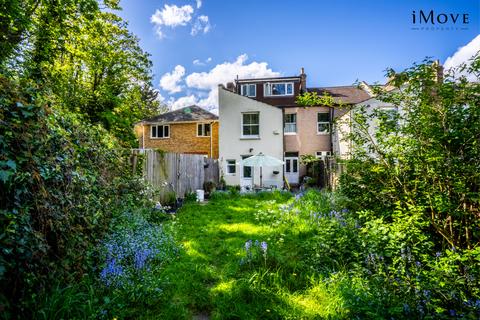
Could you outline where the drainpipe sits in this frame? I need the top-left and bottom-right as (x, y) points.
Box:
(210, 121), (214, 158)
(142, 122), (145, 149)
(282, 107), (285, 189)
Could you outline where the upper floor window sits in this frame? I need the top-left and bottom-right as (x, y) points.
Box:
(197, 123), (211, 137)
(284, 113), (297, 134)
(151, 124), (170, 138)
(242, 112), (259, 138)
(317, 112), (330, 134)
(264, 82), (294, 96)
(240, 84), (256, 97)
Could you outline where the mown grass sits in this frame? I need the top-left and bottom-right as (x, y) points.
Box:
(151, 191), (348, 319)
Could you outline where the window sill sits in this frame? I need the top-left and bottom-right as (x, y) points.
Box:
(240, 136), (260, 140)
(150, 137), (170, 139)
(196, 135), (211, 138)
(284, 132), (297, 135)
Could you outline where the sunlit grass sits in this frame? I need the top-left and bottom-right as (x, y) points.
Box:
(152, 191), (348, 319)
(218, 222), (267, 235)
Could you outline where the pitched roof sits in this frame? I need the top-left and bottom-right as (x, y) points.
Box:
(141, 105), (218, 123)
(308, 86), (371, 105)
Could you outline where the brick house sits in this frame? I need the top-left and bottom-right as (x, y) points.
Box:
(135, 105), (219, 158)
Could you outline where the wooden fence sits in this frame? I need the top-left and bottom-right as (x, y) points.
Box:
(308, 156), (345, 190)
(131, 149), (219, 200)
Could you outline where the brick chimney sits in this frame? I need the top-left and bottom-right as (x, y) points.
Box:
(226, 82), (235, 92)
(300, 67), (307, 93)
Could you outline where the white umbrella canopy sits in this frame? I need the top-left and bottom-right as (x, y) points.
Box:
(240, 152), (284, 188)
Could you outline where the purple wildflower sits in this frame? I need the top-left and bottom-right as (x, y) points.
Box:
(245, 240), (252, 252)
(260, 241), (268, 254)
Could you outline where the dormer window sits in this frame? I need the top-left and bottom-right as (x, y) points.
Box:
(264, 82), (294, 96)
(240, 84), (256, 97)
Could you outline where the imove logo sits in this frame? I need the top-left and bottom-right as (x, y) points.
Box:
(411, 10), (470, 31)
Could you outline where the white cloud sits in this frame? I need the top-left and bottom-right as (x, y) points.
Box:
(169, 95), (199, 110)
(193, 57), (213, 66)
(196, 0), (202, 9)
(150, 4), (194, 38)
(191, 15), (211, 36)
(166, 54), (280, 113)
(159, 65), (186, 94)
(444, 35), (480, 80)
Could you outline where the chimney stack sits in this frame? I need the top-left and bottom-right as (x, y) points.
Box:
(300, 67), (307, 93)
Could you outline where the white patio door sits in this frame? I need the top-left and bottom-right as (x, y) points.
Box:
(284, 157), (299, 184)
(240, 155), (253, 189)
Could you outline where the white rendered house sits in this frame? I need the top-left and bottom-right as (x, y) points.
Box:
(218, 85), (284, 189)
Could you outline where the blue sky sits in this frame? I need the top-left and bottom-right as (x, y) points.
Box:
(117, 0), (480, 111)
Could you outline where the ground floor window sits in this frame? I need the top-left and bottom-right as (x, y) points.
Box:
(226, 160), (236, 175)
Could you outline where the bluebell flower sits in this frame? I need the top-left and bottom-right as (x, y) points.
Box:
(245, 240), (252, 252)
(260, 241), (268, 254)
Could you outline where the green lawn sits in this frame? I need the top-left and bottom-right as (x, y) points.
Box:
(152, 192), (347, 320)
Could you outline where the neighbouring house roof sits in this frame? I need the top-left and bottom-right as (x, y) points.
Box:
(140, 105), (218, 124)
(307, 86), (372, 105)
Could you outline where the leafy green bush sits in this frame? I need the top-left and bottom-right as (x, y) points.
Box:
(0, 77), (153, 316)
(336, 58), (480, 317)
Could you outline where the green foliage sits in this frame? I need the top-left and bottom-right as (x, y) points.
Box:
(340, 57), (480, 249)
(184, 191), (198, 203)
(0, 0), (169, 318)
(0, 76), (152, 316)
(337, 57), (480, 317)
(295, 90), (337, 107)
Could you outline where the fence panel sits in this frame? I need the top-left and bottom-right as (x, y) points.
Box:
(131, 149), (219, 201)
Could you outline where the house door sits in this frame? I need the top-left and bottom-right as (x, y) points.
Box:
(284, 157), (299, 184)
(240, 155), (253, 190)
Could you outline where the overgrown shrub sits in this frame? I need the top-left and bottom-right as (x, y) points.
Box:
(0, 77), (151, 316)
(336, 58), (480, 317)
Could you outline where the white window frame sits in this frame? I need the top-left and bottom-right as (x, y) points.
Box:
(317, 112), (330, 135)
(241, 112), (260, 138)
(226, 159), (236, 175)
(197, 123), (211, 137)
(151, 124), (170, 139)
(284, 113), (297, 134)
(264, 82), (294, 97)
(240, 84), (256, 97)
(315, 151), (331, 159)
